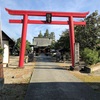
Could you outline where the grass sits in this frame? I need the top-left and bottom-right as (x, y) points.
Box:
(70, 71), (100, 82)
(70, 71), (100, 92)
(58, 62), (100, 92)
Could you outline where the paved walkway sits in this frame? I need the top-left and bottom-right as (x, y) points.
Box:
(25, 54), (100, 100)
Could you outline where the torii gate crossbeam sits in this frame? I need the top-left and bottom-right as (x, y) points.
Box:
(6, 8), (89, 68)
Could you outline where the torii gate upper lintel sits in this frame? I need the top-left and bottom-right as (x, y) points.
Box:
(5, 8), (89, 68)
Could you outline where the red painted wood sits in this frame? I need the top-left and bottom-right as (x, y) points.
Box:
(69, 16), (75, 67)
(6, 8), (89, 18)
(5, 8), (89, 68)
(9, 19), (86, 25)
(19, 14), (28, 68)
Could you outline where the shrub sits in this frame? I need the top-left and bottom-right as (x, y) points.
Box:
(98, 50), (100, 62)
(0, 46), (3, 56)
(0, 46), (3, 63)
(81, 48), (99, 65)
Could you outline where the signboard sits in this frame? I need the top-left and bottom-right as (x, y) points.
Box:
(74, 43), (79, 64)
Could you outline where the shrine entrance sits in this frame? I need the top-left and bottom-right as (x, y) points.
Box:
(6, 8), (89, 68)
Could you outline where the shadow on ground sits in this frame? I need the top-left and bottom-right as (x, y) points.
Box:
(1, 65), (100, 100)
(34, 66), (68, 70)
(0, 83), (28, 100)
(25, 82), (100, 100)
(0, 82), (99, 100)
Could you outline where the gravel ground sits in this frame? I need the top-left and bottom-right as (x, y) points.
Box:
(0, 61), (35, 100)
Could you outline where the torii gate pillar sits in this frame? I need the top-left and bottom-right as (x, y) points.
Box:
(69, 16), (75, 67)
(19, 14), (28, 68)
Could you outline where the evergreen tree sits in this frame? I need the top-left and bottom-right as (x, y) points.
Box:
(50, 32), (55, 40)
(38, 31), (43, 38)
(44, 29), (49, 37)
(55, 29), (70, 51)
(13, 38), (31, 55)
(75, 10), (100, 50)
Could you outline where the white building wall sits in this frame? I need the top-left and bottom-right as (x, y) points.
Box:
(3, 40), (9, 67)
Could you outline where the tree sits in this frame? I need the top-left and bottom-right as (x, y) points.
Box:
(55, 29), (70, 52)
(81, 48), (99, 65)
(15, 38), (21, 55)
(50, 41), (56, 49)
(75, 10), (100, 50)
(13, 38), (31, 55)
(38, 31), (43, 38)
(50, 32), (55, 40)
(44, 29), (49, 37)
(74, 10), (100, 65)
(26, 40), (32, 54)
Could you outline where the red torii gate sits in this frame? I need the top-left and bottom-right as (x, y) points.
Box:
(5, 8), (89, 68)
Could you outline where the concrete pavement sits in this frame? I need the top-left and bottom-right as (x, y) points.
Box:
(25, 54), (100, 100)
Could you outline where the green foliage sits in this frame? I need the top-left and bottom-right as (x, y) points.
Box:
(37, 29), (55, 40)
(26, 40), (32, 54)
(75, 10), (100, 50)
(50, 41), (56, 49)
(81, 48), (99, 65)
(0, 46), (3, 56)
(16, 38), (21, 52)
(49, 32), (55, 40)
(38, 31), (43, 38)
(13, 38), (32, 55)
(44, 29), (49, 38)
(97, 49), (100, 62)
(55, 29), (70, 51)
(0, 46), (3, 63)
(53, 10), (100, 66)
(74, 10), (100, 65)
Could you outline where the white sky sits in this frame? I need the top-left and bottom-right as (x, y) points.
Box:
(0, 0), (100, 43)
